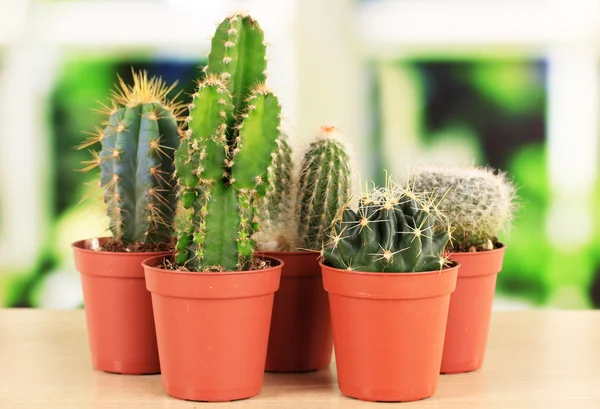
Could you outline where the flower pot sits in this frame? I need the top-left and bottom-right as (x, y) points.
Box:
(260, 251), (333, 372)
(72, 237), (168, 375)
(142, 255), (283, 402)
(321, 262), (459, 402)
(441, 244), (506, 374)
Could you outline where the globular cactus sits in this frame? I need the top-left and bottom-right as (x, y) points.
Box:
(295, 126), (352, 250)
(78, 70), (183, 246)
(408, 163), (517, 252)
(323, 182), (451, 272)
(174, 13), (282, 272)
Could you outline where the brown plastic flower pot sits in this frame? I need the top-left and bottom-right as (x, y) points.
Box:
(260, 251), (333, 372)
(441, 244), (506, 374)
(321, 261), (459, 402)
(72, 237), (168, 375)
(142, 255), (283, 402)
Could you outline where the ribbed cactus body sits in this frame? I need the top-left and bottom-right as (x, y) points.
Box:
(84, 71), (182, 245)
(207, 13), (266, 123)
(260, 133), (293, 232)
(296, 127), (352, 250)
(323, 185), (450, 272)
(174, 14), (281, 272)
(409, 164), (516, 251)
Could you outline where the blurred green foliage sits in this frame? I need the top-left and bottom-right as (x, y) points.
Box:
(2, 55), (598, 308)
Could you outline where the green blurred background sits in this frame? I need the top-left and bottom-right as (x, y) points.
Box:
(1, 0), (599, 309)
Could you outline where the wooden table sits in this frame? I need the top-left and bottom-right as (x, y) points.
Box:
(1, 309), (599, 408)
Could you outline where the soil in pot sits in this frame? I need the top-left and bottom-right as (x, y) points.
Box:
(72, 237), (170, 375)
(143, 255), (283, 402)
(261, 251), (333, 372)
(321, 261), (459, 402)
(441, 243), (506, 374)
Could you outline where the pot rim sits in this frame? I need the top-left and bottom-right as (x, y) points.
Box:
(72, 237), (174, 257)
(318, 259), (460, 277)
(142, 254), (285, 277)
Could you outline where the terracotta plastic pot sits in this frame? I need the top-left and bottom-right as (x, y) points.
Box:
(142, 255), (283, 402)
(441, 244), (506, 374)
(72, 237), (168, 375)
(261, 251), (333, 372)
(321, 262), (459, 402)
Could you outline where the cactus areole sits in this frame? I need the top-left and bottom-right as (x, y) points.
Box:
(77, 70), (184, 251)
(174, 13), (282, 272)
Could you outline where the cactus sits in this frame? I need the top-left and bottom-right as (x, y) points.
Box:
(253, 132), (296, 251)
(295, 126), (352, 250)
(78, 70), (183, 246)
(174, 13), (281, 272)
(254, 126), (353, 252)
(322, 181), (451, 272)
(408, 163), (517, 252)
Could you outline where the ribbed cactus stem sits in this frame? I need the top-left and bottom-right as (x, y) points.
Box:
(323, 183), (450, 273)
(207, 13), (267, 122)
(296, 126), (352, 250)
(260, 133), (293, 231)
(174, 76), (282, 271)
(79, 70), (183, 245)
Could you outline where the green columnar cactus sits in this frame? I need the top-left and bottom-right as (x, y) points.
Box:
(323, 182), (451, 272)
(174, 13), (281, 272)
(259, 132), (294, 233)
(296, 126), (352, 250)
(206, 12), (267, 134)
(408, 163), (517, 252)
(78, 70), (183, 246)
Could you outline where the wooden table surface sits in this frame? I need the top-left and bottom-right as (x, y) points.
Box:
(0, 309), (599, 408)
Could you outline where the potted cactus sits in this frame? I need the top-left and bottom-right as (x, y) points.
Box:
(409, 163), (517, 374)
(141, 13), (284, 402)
(254, 125), (352, 372)
(320, 181), (459, 402)
(71, 70), (183, 374)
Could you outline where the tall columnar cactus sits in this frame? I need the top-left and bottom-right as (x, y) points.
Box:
(408, 163), (517, 252)
(295, 126), (352, 250)
(174, 13), (281, 272)
(323, 182), (451, 272)
(78, 70), (183, 245)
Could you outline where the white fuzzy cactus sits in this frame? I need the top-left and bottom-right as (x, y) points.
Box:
(408, 163), (517, 252)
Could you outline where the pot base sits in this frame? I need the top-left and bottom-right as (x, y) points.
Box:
(341, 383), (436, 403)
(440, 359), (482, 375)
(164, 383), (260, 402)
(96, 361), (160, 375)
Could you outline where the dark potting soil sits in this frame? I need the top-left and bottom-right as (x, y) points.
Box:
(158, 257), (274, 273)
(94, 238), (174, 253)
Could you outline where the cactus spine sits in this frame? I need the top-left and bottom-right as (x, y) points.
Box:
(78, 70), (183, 245)
(323, 181), (451, 272)
(408, 163), (517, 252)
(295, 126), (352, 250)
(174, 13), (281, 272)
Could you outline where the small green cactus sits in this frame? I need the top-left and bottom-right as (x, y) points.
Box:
(408, 163), (517, 252)
(78, 70), (183, 246)
(174, 13), (282, 272)
(322, 181), (451, 272)
(295, 126), (352, 250)
(254, 126), (353, 252)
